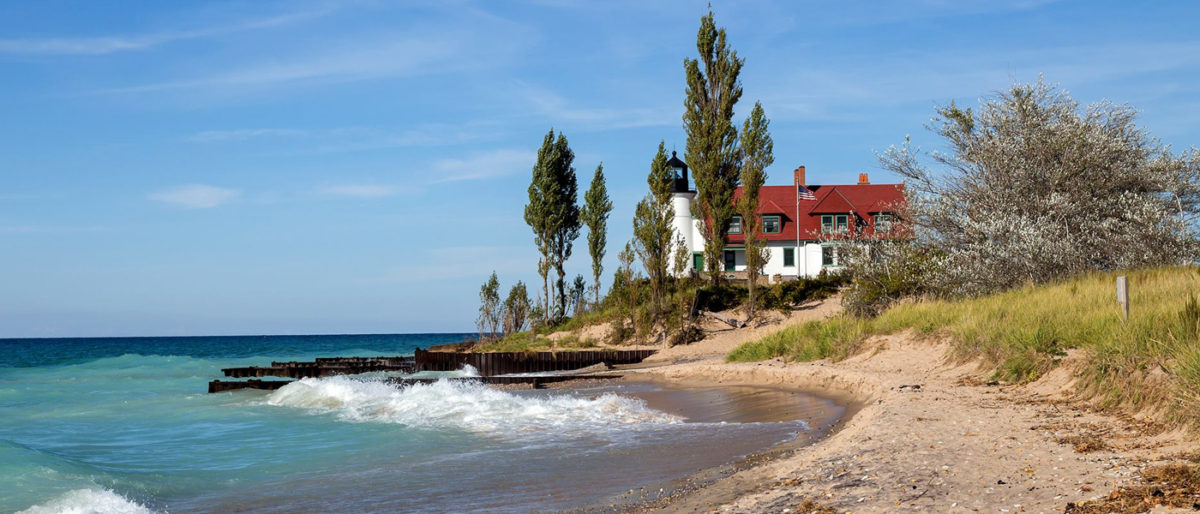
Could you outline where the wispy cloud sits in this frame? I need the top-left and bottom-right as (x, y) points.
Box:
(0, 225), (106, 234)
(518, 81), (676, 130)
(370, 246), (535, 283)
(0, 5), (335, 56)
(316, 184), (403, 198)
(185, 122), (499, 153)
(149, 184), (241, 208)
(186, 128), (309, 142)
(430, 149), (535, 183)
(95, 19), (530, 95)
(753, 41), (1200, 123)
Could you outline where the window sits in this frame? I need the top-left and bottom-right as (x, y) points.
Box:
(723, 250), (736, 272)
(729, 215), (742, 234)
(762, 215), (781, 234)
(783, 247), (795, 267)
(822, 245), (838, 267)
(821, 214), (849, 234)
(874, 214), (893, 234)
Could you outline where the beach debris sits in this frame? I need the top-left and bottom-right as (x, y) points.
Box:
(1064, 463), (1200, 513)
(700, 310), (745, 329)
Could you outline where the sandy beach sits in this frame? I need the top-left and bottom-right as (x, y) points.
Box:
(599, 298), (1197, 513)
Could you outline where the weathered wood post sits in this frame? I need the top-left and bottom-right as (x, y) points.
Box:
(1116, 275), (1130, 321)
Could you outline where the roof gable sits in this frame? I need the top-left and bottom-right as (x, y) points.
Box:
(808, 186), (855, 213)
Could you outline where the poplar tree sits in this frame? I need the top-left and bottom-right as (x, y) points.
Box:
(581, 163), (613, 306)
(477, 271), (501, 341)
(525, 131), (556, 317)
(738, 102), (774, 320)
(525, 129), (581, 321)
(632, 142), (676, 313)
(683, 9), (744, 284)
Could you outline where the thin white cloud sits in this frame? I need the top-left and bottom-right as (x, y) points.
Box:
(95, 22), (529, 95)
(0, 6), (334, 56)
(430, 149), (535, 183)
(317, 184), (401, 198)
(518, 81), (676, 130)
(149, 184), (241, 208)
(184, 122), (500, 153)
(371, 246), (535, 283)
(187, 128), (309, 142)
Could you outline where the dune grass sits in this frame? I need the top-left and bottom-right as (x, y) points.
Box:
(727, 267), (1200, 426)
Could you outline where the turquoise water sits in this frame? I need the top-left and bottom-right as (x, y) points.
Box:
(0, 334), (820, 513)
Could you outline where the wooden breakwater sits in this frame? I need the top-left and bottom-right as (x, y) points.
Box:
(412, 348), (657, 377)
(209, 348), (655, 393)
(208, 374), (625, 393)
(221, 356), (415, 378)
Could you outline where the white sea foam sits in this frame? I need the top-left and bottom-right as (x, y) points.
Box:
(17, 488), (154, 514)
(265, 375), (680, 433)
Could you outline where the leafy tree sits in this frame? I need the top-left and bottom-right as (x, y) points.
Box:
(525, 129), (581, 321)
(684, 8), (744, 284)
(581, 163), (613, 306)
(525, 132), (555, 317)
(632, 142), (676, 314)
(502, 281), (531, 335)
(671, 233), (690, 278)
(738, 101), (774, 320)
(877, 78), (1200, 299)
(477, 271), (501, 341)
(568, 274), (587, 317)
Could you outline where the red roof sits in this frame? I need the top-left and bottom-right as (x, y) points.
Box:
(728, 183), (905, 242)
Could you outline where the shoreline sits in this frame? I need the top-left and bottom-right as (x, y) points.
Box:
(553, 298), (1195, 512)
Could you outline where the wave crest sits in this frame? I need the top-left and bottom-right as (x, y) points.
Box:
(265, 376), (680, 433)
(17, 488), (154, 514)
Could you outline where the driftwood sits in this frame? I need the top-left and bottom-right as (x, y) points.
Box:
(700, 310), (745, 329)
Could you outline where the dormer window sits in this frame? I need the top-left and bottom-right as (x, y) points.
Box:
(762, 215), (781, 234)
(874, 214), (893, 233)
(821, 214), (849, 234)
(729, 215), (742, 234)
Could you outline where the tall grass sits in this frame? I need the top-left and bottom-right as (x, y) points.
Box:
(728, 267), (1200, 426)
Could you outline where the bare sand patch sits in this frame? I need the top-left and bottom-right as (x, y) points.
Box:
(597, 297), (1197, 513)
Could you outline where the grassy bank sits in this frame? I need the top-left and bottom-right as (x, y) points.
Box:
(728, 267), (1200, 426)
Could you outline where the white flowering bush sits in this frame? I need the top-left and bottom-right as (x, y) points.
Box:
(872, 78), (1199, 300)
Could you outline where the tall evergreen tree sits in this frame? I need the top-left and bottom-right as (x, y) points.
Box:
(525, 129), (581, 321)
(738, 101), (774, 320)
(581, 163), (613, 306)
(683, 8), (744, 284)
(632, 142), (676, 314)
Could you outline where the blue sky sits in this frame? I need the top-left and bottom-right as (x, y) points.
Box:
(1, 0), (1198, 338)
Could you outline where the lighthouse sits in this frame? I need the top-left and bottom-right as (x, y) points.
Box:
(665, 151), (697, 275)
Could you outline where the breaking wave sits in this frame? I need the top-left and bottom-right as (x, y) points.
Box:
(17, 488), (154, 514)
(265, 375), (681, 433)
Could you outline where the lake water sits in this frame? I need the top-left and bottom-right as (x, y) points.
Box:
(0, 334), (843, 513)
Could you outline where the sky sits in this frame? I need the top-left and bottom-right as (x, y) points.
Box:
(1, 0), (1198, 338)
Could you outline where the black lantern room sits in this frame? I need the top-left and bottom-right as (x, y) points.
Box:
(666, 151), (692, 193)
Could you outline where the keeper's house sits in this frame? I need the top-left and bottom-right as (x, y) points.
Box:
(665, 152), (905, 280)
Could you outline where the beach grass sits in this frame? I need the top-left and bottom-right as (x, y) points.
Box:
(727, 266), (1200, 426)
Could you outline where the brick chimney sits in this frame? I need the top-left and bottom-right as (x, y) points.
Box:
(793, 165), (806, 187)
(858, 172), (870, 185)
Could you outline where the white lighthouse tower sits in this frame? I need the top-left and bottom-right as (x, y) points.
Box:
(665, 151), (698, 275)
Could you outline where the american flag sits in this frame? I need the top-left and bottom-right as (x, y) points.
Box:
(797, 184), (816, 201)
